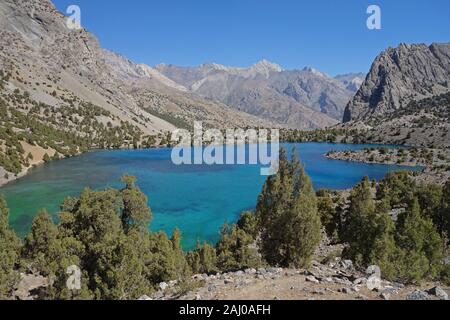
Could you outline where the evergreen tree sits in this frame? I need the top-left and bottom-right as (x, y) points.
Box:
(146, 231), (191, 284)
(120, 175), (152, 233)
(0, 196), (21, 299)
(236, 211), (258, 238)
(376, 171), (416, 206)
(367, 200), (399, 280)
(256, 148), (322, 268)
(416, 184), (444, 234)
(316, 189), (339, 241)
(342, 177), (376, 265)
(439, 181), (450, 243)
(187, 241), (217, 274)
(22, 209), (60, 276)
(216, 222), (262, 271)
(396, 197), (444, 283)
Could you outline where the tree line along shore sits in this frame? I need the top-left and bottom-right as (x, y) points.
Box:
(0, 148), (449, 300)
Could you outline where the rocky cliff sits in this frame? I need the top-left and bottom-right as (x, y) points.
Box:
(344, 43), (450, 122)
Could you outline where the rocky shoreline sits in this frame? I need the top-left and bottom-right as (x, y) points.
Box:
(326, 147), (450, 185)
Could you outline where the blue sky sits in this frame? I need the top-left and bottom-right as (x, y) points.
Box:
(52, 0), (450, 76)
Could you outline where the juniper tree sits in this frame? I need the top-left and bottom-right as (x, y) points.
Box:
(342, 177), (376, 265)
(216, 221), (262, 271)
(316, 189), (339, 241)
(395, 197), (443, 283)
(255, 148), (322, 268)
(187, 241), (217, 274)
(439, 181), (450, 244)
(22, 209), (60, 276)
(0, 196), (21, 299)
(120, 175), (151, 234)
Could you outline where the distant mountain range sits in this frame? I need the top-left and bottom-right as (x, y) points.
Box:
(0, 0), (366, 132)
(155, 62), (364, 129)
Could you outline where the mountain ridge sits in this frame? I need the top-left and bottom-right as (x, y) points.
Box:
(155, 61), (364, 128)
(344, 42), (450, 123)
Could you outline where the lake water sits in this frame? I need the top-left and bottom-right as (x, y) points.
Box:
(0, 143), (420, 249)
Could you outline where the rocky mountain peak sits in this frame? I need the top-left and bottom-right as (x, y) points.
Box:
(302, 66), (328, 78)
(252, 59), (283, 73)
(344, 42), (450, 122)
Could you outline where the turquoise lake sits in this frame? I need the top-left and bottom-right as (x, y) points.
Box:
(0, 143), (420, 249)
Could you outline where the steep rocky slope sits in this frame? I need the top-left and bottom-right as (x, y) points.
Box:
(339, 43), (450, 152)
(344, 43), (450, 122)
(0, 0), (270, 133)
(0, 0), (273, 185)
(156, 62), (362, 129)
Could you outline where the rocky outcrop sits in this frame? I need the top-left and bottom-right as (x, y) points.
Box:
(344, 43), (450, 123)
(0, 0), (271, 134)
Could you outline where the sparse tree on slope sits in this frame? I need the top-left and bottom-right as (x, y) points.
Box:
(0, 196), (21, 299)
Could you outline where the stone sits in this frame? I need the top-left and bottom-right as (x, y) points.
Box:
(339, 260), (354, 271)
(305, 276), (320, 284)
(353, 277), (367, 285)
(341, 287), (354, 294)
(366, 265), (381, 276)
(207, 285), (216, 292)
(427, 287), (448, 300)
(313, 288), (326, 295)
(245, 268), (256, 275)
(381, 287), (399, 295)
(332, 277), (353, 286)
(321, 277), (334, 283)
(380, 292), (390, 300)
(406, 290), (430, 301)
(138, 295), (152, 300)
(257, 268), (267, 275)
(153, 291), (164, 299)
(267, 267), (283, 274)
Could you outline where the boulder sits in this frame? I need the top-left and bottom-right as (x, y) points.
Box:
(427, 287), (448, 300)
(305, 276), (320, 284)
(339, 260), (354, 271)
(406, 290), (429, 301)
(380, 292), (390, 300)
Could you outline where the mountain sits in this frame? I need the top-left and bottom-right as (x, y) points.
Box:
(344, 43), (450, 122)
(0, 0), (273, 185)
(334, 73), (366, 92)
(0, 0), (270, 133)
(340, 43), (450, 149)
(155, 62), (362, 129)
